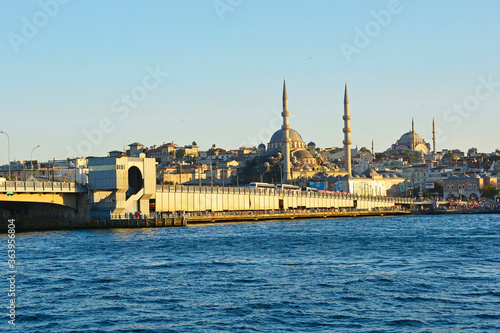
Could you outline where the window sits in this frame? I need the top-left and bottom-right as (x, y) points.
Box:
(469, 184), (472, 189)
(451, 185), (454, 190)
(473, 184), (477, 189)
(447, 185), (450, 190)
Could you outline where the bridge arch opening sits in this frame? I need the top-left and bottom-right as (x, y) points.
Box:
(127, 166), (143, 199)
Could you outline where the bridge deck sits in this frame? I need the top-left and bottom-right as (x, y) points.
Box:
(0, 181), (86, 193)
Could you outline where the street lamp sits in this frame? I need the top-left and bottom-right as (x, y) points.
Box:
(0, 130), (10, 180)
(31, 145), (40, 181)
(260, 162), (270, 183)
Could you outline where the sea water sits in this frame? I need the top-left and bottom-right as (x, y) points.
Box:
(3, 214), (499, 332)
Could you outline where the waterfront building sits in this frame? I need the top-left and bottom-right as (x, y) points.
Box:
(88, 156), (156, 217)
(402, 164), (430, 188)
(331, 167), (405, 196)
(442, 173), (498, 200)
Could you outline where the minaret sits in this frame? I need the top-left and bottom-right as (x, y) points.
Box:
(411, 118), (416, 151)
(371, 139), (375, 160)
(282, 78), (291, 183)
(343, 83), (352, 175)
(432, 118), (437, 155)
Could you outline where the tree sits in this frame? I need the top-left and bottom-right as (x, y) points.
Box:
(481, 184), (498, 199)
(359, 147), (371, 154)
(192, 141), (197, 146)
(176, 149), (185, 159)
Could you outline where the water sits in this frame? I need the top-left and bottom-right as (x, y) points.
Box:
(3, 214), (500, 332)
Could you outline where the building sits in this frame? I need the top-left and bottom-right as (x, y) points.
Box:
(331, 168), (405, 196)
(442, 174), (498, 200)
(402, 164), (430, 188)
(385, 119), (431, 155)
(264, 79), (319, 173)
(88, 156), (156, 217)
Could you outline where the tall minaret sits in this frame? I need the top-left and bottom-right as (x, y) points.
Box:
(282, 78), (291, 183)
(411, 118), (416, 151)
(343, 83), (352, 175)
(432, 118), (437, 155)
(371, 139), (375, 160)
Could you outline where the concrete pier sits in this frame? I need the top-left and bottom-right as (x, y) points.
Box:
(5, 207), (410, 232)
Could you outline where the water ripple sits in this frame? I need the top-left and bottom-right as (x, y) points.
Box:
(4, 214), (500, 332)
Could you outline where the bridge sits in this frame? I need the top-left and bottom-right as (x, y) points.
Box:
(0, 181), (90, 231)
(0, 180), (86, 193)
(0, 181), (87, 210)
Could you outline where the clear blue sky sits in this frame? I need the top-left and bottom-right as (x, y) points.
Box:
(1, 0), (499, 163)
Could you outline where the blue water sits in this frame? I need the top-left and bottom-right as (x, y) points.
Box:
(3, 214), (500, 332)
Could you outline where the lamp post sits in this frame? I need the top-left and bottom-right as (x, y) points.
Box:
(30, 145), (40, 181)
(0, 130), (10, 180)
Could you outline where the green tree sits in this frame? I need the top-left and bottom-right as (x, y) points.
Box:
(434, 181), (443, 196)
(359, 147), (371, 154)
(192, 141), (197, 146)
(481, 184), (499, 199)
(176, 149), (185, 159)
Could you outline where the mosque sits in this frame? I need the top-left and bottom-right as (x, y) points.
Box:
(253, 79), (409, 195)
(257, 79), (351, 182)
(385, 118), (436, 157)
(256, 80), (324, 176)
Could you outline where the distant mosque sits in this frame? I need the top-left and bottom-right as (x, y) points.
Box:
(256, 79), (353, 183)
(257, 79), (319, 173)
(385, 118), (436, 156)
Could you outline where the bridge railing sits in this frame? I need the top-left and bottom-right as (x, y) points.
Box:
(0, 181), (87, 193)
(155, 185), (414, 205)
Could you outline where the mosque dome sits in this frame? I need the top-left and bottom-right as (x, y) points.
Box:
(269, 129), (303, 144)
(293, 149), (314, 159)
(385, 119), (431, 155)
(442, 152), (460, 161)
(292, 149), (316, 166)
(268, 128), (306, 151)
(398, 132), (426, 146)
(362, 168), (380, 178)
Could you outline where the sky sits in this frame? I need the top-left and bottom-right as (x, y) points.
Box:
(1, 0), (500, 164)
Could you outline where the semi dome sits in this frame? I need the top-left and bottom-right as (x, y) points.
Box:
(293, 149), (314, 159)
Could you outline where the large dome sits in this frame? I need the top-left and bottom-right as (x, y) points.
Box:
(398, 132), (425, 145)
(268, 128), (306, 151)
(269, 128), (303, 143)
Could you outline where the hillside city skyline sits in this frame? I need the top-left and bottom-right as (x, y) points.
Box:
(1, 1), (499, 163)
